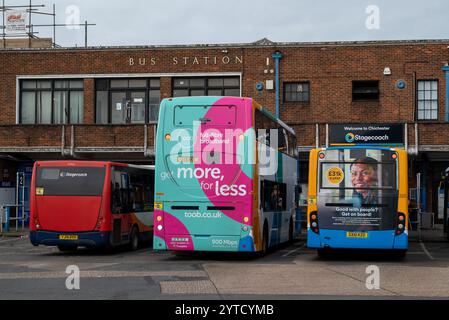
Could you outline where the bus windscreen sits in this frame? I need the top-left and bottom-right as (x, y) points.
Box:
(36, 167), (106, 196)
(317, 149), (398, 231)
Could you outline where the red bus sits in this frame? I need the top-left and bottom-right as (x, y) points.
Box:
(29, 161), (154, 251)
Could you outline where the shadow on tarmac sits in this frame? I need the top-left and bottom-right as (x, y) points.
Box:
(312, 248), (408, 262)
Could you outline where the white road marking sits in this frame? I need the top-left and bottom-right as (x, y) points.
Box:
(282, 244), (305, 257)
(419, 241), (435, 260)
(0, 270), (207, 280)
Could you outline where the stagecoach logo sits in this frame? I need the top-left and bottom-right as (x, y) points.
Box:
(59, 172), (88, 178)
(345, 133), (355, 143)
(347, 133), (389, 143)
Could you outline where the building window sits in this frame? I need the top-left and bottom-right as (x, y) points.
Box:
(352, 80), (379, 101)
(20, 79), (84, 124)
(172, 77), (240, 97)
(95, 78), (160, 124)
(417, 80), (438, 120)
(283, 82), (310, 102)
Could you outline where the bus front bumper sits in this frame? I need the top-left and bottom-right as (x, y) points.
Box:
(30, 230), (111, 248)
(154, 234), (255, 252)
(307, 229), (408, 250)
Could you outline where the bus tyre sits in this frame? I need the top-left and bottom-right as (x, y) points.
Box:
(394, 249), (407, 259)
(289, 218), (294, 243)
(261, 222), (269, 256)
(57, 245), (77, 252)
(317, 248), (327, 257)
(129, 226), (139, 251)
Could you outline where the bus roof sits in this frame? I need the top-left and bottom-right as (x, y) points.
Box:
(162, 96), (296, 136)
(35, 160), (154, 170)
(317, 146), (400, 151)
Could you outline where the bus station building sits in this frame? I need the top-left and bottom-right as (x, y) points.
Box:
(1, 37), (449, 224)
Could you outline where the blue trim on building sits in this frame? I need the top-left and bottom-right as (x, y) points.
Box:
(272, 51), (283, 119)
(442, 66), (449, 122)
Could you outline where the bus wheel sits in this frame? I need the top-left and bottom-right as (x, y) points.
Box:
(129, 226), (139, 251)
(288, 218), (294, 243)
(393, 249), (407, 259)
(57, 245), (78, 252)
(317, 248), (328, 257)
(261, 222), (269, 256)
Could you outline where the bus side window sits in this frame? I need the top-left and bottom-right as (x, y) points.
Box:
(111, 170), (122, 213)
(262, 180), (287, 212)
(111, 168), (131, 214)
(277, 128), (287, 153)
(255, 110), (268, 145)
(120, 172), (131, 213)
(145, 171), (155, 211)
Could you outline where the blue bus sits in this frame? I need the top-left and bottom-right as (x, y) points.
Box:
(307, 147), (408, 256)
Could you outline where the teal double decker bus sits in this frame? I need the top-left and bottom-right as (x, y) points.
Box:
(153, 96), (299, 253)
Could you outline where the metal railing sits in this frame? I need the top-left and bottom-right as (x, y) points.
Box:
(0, 204), (26, 233)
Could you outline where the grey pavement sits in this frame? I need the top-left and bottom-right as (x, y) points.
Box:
(0, 228), (449, 299)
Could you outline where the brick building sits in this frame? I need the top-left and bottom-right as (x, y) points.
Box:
(1, 38), (449, 222)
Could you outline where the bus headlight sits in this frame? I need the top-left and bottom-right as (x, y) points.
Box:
(157, 225), (163, 231)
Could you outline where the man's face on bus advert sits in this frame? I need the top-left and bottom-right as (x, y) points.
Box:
(350, 163), (376, 193)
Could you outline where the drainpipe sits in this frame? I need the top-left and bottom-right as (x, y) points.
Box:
(443, 66), (449, 122)
(272, 51), (283, 119)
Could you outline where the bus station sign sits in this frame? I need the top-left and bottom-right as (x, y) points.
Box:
(329, 124), (405, 147)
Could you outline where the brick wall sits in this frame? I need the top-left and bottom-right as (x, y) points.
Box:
(1, 41), (449, 148)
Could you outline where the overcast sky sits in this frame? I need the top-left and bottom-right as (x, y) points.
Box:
(6, 0), (449, 47)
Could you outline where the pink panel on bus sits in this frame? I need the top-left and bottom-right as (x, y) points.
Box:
(154, 209), (194, 251)
(193, 97), (252, 224)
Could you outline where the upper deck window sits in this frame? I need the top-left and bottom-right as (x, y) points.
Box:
(318, 149), (397, 193)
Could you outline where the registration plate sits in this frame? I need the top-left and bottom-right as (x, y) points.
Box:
(59, 235), (78, 240)
(346, 232), (368, 238)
